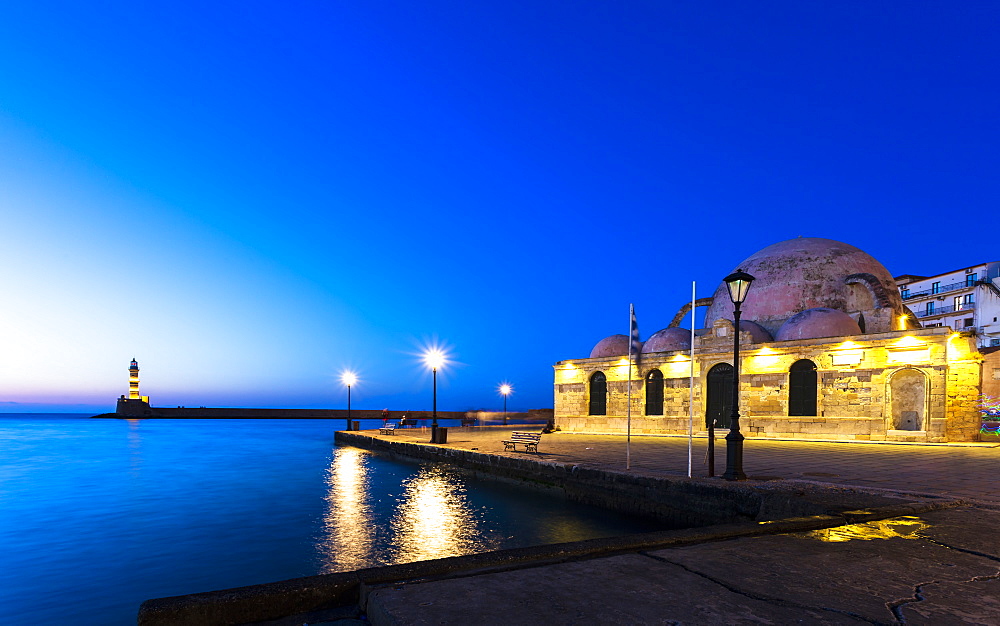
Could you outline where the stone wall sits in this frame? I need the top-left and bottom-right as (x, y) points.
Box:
(555, 327), (985, 442)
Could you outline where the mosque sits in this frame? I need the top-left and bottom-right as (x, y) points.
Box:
(553, 237), (991, 442)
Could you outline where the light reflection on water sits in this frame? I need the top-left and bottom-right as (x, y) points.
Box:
(389, 465), (502, 563)
(319, 447), (373, 571)
(319, 449), (508, 572)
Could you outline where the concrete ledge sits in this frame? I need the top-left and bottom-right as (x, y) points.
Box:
(138, 572), (359, 626)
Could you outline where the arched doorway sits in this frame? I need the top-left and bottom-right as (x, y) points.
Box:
(890, 369), (926, 431)
(705, 363), (733, 429)
(589, 371), (607, 416)
(788, 359), (818, 416)
(645, 369), (663, 415)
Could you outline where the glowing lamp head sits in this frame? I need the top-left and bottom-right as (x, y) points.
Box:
(423, 348), (446, 370)
(499, 383), (512, 397)
(341, 371), (358, 387)
(724, 269), (755, 306)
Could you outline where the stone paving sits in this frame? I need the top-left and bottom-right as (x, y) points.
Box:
(367, 506), (1000, 625)
(378, 425), (1000, 507)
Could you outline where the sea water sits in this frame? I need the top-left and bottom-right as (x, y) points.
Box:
(0, 414), (663, 625)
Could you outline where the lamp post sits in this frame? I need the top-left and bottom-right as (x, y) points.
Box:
(341, 371), (357, 431)
(499, 383), (512, 425)
(423, 349), (445, 428)
(722, 269), (754, 481)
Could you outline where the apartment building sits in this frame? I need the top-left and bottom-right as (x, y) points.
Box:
(896, 262), (1000, 348)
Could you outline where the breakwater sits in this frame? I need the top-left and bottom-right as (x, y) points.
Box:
(96, 407), (553, 421)
(99, 407), (474, 420)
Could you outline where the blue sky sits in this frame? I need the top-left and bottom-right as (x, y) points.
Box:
(1, 1), (997, 413)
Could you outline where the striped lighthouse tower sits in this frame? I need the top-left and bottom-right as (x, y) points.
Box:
(128, 358), (141, 400)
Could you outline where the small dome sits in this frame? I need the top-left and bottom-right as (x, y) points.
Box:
(737, 320), (773, 343)
(590, 334), (633, 358)
(775, 308), (862, 341)
(642, 327), (691, 353)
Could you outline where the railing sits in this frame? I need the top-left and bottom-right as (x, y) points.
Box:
(902, 280), (975, 300)
(915, 302), (976, 318)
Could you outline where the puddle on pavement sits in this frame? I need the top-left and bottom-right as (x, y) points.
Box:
(802, 516), (929, 542)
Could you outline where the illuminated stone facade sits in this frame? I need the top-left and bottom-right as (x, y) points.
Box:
(554, 238), (988, 443)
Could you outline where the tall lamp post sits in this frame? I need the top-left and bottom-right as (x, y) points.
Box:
(722, 269), (754, 481)
(499, 383), (512, 425)
(341, 371), (357, 431)
(423, 349), (445, 428)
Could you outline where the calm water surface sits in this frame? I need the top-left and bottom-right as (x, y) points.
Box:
(0, 414), (662, 625)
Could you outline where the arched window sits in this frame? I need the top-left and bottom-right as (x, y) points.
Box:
(645, 369), (663, 415)
(706, 363), (734, 428)
(589, 371), (607, 416)
(788, 359), (818, 416)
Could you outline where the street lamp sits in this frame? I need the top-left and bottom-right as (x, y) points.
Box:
(423, 348), (446, 428)
(341, 371), (357, 431)
(722, 269), (754, 481)
(499, 383), (512, 425)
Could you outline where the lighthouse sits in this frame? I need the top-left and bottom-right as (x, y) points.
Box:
(116, 358), (151, 416)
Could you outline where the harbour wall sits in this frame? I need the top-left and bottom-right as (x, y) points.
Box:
(101, 406), (553, 421)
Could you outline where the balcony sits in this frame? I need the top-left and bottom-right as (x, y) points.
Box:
(915, 302), (976, 318)
(902, 280), (975, 300)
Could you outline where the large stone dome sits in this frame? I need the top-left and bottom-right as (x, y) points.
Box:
(703, 237), (907, 336)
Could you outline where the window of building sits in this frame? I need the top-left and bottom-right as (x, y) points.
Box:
(788, 359), (818, 417)
(964, 318), (974, 328)
(588, 372), (607, 416)
(644, 369), (663, 415)
(966, 273), (978, 287)
(992, 339), (1000, 347)
(932, 281), (940, 294)
(926, 302), (935, 315)
(901, 289), (910, 299)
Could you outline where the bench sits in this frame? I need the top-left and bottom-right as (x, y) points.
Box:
(379, 423), (397, 435)
(502, 431), (541, 453)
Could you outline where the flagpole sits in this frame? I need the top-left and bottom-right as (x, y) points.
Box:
(627, 303), (632, 470)
(688, 281), (695, 478)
